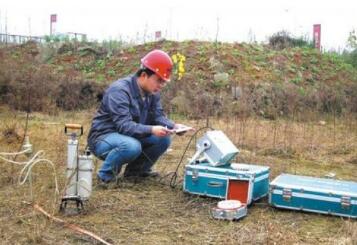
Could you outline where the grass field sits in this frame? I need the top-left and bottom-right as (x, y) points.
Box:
(0, 107), (356, 244)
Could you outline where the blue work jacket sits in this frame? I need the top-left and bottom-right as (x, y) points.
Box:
(88, 75), (174, 151)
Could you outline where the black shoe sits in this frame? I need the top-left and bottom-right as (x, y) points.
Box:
(96, 176), (111, 189)
(140, 170), (160, 178)
(124, 170), (160, 178)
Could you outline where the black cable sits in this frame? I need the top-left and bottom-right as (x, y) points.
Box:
(9, 109), (30, 184)
(13, 110), (30, 161)
(166, 126), (214, 189)
(12, 64), (32, 165)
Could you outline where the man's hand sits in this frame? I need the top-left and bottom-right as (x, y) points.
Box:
(151, 125), (172, 137)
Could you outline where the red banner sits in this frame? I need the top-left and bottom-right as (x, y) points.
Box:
(313, 24), (321, 50)
(155, 31), (161, 39)
(50, 14), (57, 23)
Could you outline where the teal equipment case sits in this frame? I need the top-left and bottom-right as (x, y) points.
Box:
(183, 163), (270, 204)
(269, 174), (357, 218)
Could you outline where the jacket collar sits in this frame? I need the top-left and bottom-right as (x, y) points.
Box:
(131, 75), (142, 100)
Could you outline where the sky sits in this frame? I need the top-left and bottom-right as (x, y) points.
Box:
(1, 0), (356, 50)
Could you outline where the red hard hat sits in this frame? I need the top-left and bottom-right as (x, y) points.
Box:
(141, 50), (173, 81)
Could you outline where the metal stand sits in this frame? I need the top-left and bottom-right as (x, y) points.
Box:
(60, 196), (84, 213)
(60, 124), (84, 214)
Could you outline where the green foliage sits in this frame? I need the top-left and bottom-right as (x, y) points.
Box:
(310, 56), (319, 65)
(231, 49), (242, 57)
(95, 59), (106, 70)
(347, 29), (357, 49)
(269, 31), (314, 50)
(101, 39), (124, 55)
(96, 74), (105, 82)
(212, 72), (229, 89)
(324, 51), (356, 71)
(348, 49), (357, 68)
(290, 76), (302, 85)
(343, 48), (357, 68)
(82, 63), (94, 73)
(298, 87), (306, 96)
(44, 34), (68, 43)
(311, 65), (319, 74)
(211, 79), (228, 88)
(107, 69), (116, 77)
(197, 45), (207, 55)
(127, 46), (136, 53)
(44, 33), (87, 43)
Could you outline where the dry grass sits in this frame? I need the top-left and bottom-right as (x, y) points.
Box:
(0, 107), (356, 244)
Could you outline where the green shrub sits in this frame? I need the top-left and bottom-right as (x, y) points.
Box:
(269, 31), (314, 50)
(346, 48), (357, 68)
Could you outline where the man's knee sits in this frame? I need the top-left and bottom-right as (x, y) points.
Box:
(159, 136), (171, 150)
(99, 137), (142, 161)
(123, 138), (142, 159)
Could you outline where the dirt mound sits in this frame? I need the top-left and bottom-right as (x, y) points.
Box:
(0, 40), (356, 118)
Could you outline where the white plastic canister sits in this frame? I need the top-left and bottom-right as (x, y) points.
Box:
(77, 153), (93, 200)
(65, 139), (78, 197)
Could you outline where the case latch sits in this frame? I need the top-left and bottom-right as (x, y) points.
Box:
(283, 188), (292, 202)
(341, 196), (351, 209)
(192, 169), (199, 181)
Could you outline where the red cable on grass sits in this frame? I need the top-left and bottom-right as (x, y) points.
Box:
(34, 204), (112, 245)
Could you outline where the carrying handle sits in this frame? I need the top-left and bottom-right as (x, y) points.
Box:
(208, 181), (224, 188)
(65, 123), (83, 136)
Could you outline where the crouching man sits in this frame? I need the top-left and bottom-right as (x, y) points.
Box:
(88, 50), (183, 183)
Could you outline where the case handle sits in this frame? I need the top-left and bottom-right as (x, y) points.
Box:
(208, 181), (224, 188)
(64, 123), (83, 136)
